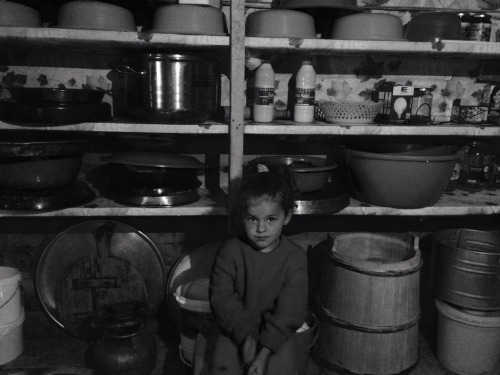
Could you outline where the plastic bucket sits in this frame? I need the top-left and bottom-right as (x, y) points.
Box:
(0, 267), (22, 325)
(314, 233), (421, 375)
(436, 298), (500, 375)
(0, 306), (24, 365)
(293, 311), (319, 375)
(174, 279), (214, 367)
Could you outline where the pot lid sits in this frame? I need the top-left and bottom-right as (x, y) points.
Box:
(101, 152), (207, 169)
(35, 220), (166, 339)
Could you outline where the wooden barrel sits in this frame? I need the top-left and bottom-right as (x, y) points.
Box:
(314, 232), (422, 375)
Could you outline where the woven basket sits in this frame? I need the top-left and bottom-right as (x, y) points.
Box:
(483, 0), (500, 8)
(319, 101), (383, 124)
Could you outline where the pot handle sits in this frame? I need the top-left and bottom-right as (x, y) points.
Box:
(110, 64), (145, 75)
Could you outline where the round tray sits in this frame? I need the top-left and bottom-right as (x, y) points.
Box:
(35, 220), (166, 339)
(294, 183), (350, 214)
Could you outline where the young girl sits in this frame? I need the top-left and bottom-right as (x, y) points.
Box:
(209, 162), (308, 375)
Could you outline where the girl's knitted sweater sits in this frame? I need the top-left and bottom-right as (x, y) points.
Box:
(210, 235), (308, 353)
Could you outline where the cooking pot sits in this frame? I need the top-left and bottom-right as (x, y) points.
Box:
(7, 87), (106, 105)
(113, 53), (221, 123)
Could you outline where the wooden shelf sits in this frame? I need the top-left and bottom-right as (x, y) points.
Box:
(246, 38), (500, 58)
(245, 122), (500, 137)
(0, 120), (229, 134)
(342, 189), (500, 216)
(1, 185), (498, 218)
(0, 187), (228, 217)
(0, 27), (230, 52)
(2, 121), (499, 137)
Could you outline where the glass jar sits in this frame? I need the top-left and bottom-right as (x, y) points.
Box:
(458, 140), (493, 191)
(469, 13), (492, 42)
(411, 88), (432, 123)
(458, 12), (472, 40)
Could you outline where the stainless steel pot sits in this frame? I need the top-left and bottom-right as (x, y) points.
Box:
(113, 53), (220, 123)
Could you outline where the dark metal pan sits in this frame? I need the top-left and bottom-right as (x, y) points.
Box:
(7, 87), (106, 104)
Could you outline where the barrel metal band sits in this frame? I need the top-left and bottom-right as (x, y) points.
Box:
(316, 300), (421, 333)
(326, 251), (423, 277)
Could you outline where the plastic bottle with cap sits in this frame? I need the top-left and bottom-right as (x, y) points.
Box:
(294, 58), (316, 123)
(253, 61), (275, 123)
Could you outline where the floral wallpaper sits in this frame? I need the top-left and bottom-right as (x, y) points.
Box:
(0, 66), (111, 100)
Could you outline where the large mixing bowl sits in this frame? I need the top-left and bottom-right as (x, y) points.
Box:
(345, 148), (459, 208)
(0, 1), (42, 27)
(250, 155), (337, 193)
(57, 0), (136, 31)
(246, 9), (316, 39)
(330, 13), (405, 41)
(151, 4), (227, 35)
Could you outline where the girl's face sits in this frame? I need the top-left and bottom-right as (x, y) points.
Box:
(241, 195), (292, 253)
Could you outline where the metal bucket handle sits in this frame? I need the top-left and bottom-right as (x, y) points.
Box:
(110, 64), (145, 76)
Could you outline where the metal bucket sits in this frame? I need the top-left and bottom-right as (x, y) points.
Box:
(113, 53), (220, 123)
(430, 229), (500, 310)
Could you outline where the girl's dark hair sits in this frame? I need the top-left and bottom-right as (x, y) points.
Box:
(236, 161), (296, 215)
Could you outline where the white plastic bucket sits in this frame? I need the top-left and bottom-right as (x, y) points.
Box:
(0, 267), (22, 325)
(436, 298), (500, 375)
(0, 305), (24, 365)
(174, 279), (213, 367)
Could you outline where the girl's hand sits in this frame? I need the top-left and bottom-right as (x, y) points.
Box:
(247, 347), (271, 375)
(242, 335), (257, 364)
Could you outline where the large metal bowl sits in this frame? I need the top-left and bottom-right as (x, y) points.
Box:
(250, 155), (337, 193)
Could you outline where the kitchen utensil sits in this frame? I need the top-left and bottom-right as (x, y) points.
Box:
(0, 180), (95, 211)
(0, 155), (82, 190)
(245, 10), (316, 39)
(35, 220), (166, 338)
(293, 183), (349, 214)
(405, 12), (462, 42)
(278, 0), (359, 10)
(102, 152), (206, 169)
(7, 87), (106, 105)
(0, 1), (42, 27)
(85, 302), (157, 375)
(250, 155), (337, 193)
(57, 0), (136, 31)
(151, 4), (227, 35)
(331, 13), (405, 41)
(319, 101), (383, 124)
(113, 53), (220, 123)
(344, 147), (458, 208)
(0, 101), (112, 124)
(348, 143), (459, 157)
(0, 133), (92, 158)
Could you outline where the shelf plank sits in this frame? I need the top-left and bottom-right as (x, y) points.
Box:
(1, 186), (498, 217)
(335, 189), (500, 217)
(0, 27), (229, 51)
(2, 121), (499, 137)
(0, 187), (228, 217)
(245, 122), (500, 137)
(0, 120), (229, 134)
(246, 38), (500, 58)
